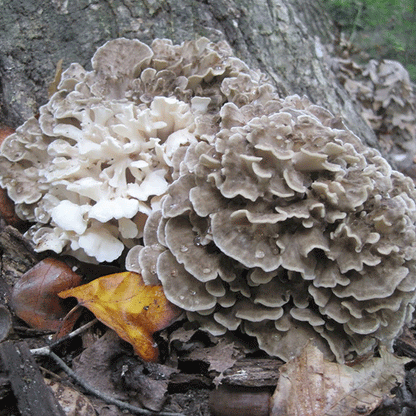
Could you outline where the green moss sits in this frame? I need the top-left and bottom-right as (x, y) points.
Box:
(323, 0), (416, 81)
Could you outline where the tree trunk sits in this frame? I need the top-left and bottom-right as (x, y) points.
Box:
(0, 0), (378, 151)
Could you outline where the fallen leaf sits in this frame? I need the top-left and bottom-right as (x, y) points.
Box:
(53, 305), (84, 341)
(0, 188), (25, 228)
(0, 124), (14, 143)
(11, 258), (82, 331)
(59, 272), (182, 362)
(45, 378), (95, 416)
(72, 330), (129, 401)
(113, 356), (178, 411)
(169, 325), (199, 348)
(187, 339), (243, 386)
(271, 343), (411, 416)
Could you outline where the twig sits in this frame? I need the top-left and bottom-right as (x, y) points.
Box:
(50, 318), (98, 348)
(31, 345), (184, 416)
(48, 351), (184, 416)
(30, 318), (98, 356)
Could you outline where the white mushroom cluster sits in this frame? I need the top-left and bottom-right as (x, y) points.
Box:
(127, 92), (416, 362)
(0, 38), (245, 262)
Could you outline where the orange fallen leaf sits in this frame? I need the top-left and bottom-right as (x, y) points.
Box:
(59, 272), (182, 362)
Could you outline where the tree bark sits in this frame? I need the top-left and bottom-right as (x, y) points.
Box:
(0, 0), (378, 150)
(0, 341), (66, 416)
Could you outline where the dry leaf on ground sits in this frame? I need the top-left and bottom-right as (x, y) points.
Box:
(11, 258), (82, 331)
(186, 339), (243, 386)
(0, 124), (14, 142)
(59, 272), (182, 362)
(45, 378), (95, 416)
(271, 342), (411, 416)
(72, 330), (130, 401)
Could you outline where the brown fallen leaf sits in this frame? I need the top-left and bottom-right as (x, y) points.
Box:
(11, 258), (82, 331)
(186, 339), (243, 386)
(0, 187), (25, 228)
(59, 272), (183, 362)
(45, 378), (95, 416)
(53, 305), (84, 341)
(271, 342), (411, 416)
(0, 124), (15, 143)
(114, 357), (178, 411)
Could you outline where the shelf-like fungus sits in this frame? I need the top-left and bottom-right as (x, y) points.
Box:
(2, 37), (416, 363)
(124, 43), (416, 362)
(0, 38), (245, 262)
(129, 93), (416, 362)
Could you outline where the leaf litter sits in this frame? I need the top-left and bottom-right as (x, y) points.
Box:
(271, 342), (411, 416)
(2, 258), (416, 415)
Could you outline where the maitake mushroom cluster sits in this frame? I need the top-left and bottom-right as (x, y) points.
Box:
(2, 37), (416, 362)
(334, 55), (416, 170)
(127, 91), (416, 362)
(0, 38), (246, 262)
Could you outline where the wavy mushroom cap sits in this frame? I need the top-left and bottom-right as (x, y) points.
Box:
(335, 56), (416, 170)
(127, 93), (416, 363)
(0, 38), (254, 263)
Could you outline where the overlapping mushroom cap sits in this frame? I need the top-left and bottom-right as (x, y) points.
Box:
(127, 92), (416, 363)
(0, 38), (248, 262)
(334, 54), (416, 171)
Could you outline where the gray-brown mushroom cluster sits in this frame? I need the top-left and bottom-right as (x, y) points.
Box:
(334, 53), (416, 172)
(127, 90), (416, 363)
(1, 37), (416, 363)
